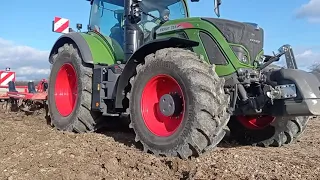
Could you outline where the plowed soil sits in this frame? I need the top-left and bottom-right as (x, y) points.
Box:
(0, 109), (320, 180)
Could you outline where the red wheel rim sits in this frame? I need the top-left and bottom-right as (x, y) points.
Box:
(54, 63), (78, 117)
(140, 74), (185, 137)
(237, 115), (275, 130)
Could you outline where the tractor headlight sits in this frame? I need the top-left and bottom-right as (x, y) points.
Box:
(240, 55), (249, 64)
(231, 45), (250, 64)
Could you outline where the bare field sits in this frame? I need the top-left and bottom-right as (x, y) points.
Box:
(0, 111), (320, 180)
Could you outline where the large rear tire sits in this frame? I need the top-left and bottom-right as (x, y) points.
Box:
(127, 48), (230, 159)
(228, 116), (311, 147)
(48, 43), (101, 132)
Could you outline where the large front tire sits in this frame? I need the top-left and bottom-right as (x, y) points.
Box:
(48, 43), (101, 132)
(127, 48), (230, 159)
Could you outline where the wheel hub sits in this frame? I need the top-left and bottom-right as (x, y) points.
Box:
(159, 93), (183, 117)
(237, 115), (275, 129)
(54, 63), (78, 117)
(140, 74), (185, 137)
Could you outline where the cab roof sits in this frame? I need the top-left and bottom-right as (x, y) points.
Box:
(88, 0), (182, 11)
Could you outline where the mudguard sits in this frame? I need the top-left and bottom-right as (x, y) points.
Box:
(268, 69), (320, 116)
(49, 32), (123, 65)
(49, 32), (94, 64)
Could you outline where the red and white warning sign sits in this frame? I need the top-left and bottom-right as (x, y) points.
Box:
(53, 16), (70, 34)
(0, 70), (15, 86)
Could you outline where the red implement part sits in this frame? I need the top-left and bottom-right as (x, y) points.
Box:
(0, 85), (28, 99)
(6, 79), (48, 100)
(0, 95), (8, 99)
(7, 92), (47, 100)
(36, 79), (48, 93)
(236, 115), (276, 130)
(1, 79), (48, 113)
(140, 74), (185, 137)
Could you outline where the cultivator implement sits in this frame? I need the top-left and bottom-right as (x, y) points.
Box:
(0, 79), (48, 115)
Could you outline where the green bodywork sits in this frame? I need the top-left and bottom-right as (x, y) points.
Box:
(51, 0), (262, 77)
(80, 32), (124, 65)
(155, 17), (257, 76)
(76, 18), (258, 77)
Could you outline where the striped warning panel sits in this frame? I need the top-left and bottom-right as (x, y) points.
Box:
(0, 71), (15, 86)
(53, 16), (70, 34)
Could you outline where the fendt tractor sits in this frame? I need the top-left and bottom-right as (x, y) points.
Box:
(48, 0), (320, 159)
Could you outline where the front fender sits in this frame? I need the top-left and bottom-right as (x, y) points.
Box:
(49, 32), (123, 65)
(49, 32), (95, 64)
(114, 37), (199, 109)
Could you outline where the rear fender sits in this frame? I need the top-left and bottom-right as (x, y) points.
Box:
(49, 32), (94, 64)
(49, 32), (121, 66)
(114, 37), (199, 109)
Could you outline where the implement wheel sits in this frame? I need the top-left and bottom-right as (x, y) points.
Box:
(48, 43), (101, 132)
(127, 48), (230, 159)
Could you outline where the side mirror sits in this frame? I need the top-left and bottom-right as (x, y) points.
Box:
(76, 23), (83, 32)
(69, 28), (75, 32)
(214, 0), (221, 17)
(87, 0), (93, 5)
(278, 44), (290, 55)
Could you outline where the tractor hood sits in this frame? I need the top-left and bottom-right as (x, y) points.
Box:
(201, 18), (264, 64)
(156, 17), (264, 64)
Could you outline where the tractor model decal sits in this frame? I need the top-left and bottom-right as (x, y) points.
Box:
(0, 71), (15, 86)
(156, 22), (194, 34)
(53, 16), (70, 34)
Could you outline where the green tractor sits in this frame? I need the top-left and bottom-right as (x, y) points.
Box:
(48, 0), (320, 159)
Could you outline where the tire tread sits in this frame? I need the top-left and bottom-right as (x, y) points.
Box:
(127, 48), (230, 159)
(49, 43), (101, 133)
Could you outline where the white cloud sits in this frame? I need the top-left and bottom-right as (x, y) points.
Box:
(295, 49), (320, 71)
(271, 47), (320, 71)
(0, 37), (50, 81)
(296, 0), (320, 23)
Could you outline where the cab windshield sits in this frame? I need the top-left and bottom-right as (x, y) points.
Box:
(88, 0), (187, 48)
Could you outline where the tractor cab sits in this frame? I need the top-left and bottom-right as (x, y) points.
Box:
(89, 0), (125, 47)
(88, 0), (188, 49)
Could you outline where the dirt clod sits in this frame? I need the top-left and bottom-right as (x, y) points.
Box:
(0, 110), (320, 179)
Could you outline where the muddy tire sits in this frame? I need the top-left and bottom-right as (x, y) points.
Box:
(228, 116), (311, 147)
(48, 43), (101, 132)
(126, 48), (230, 159)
